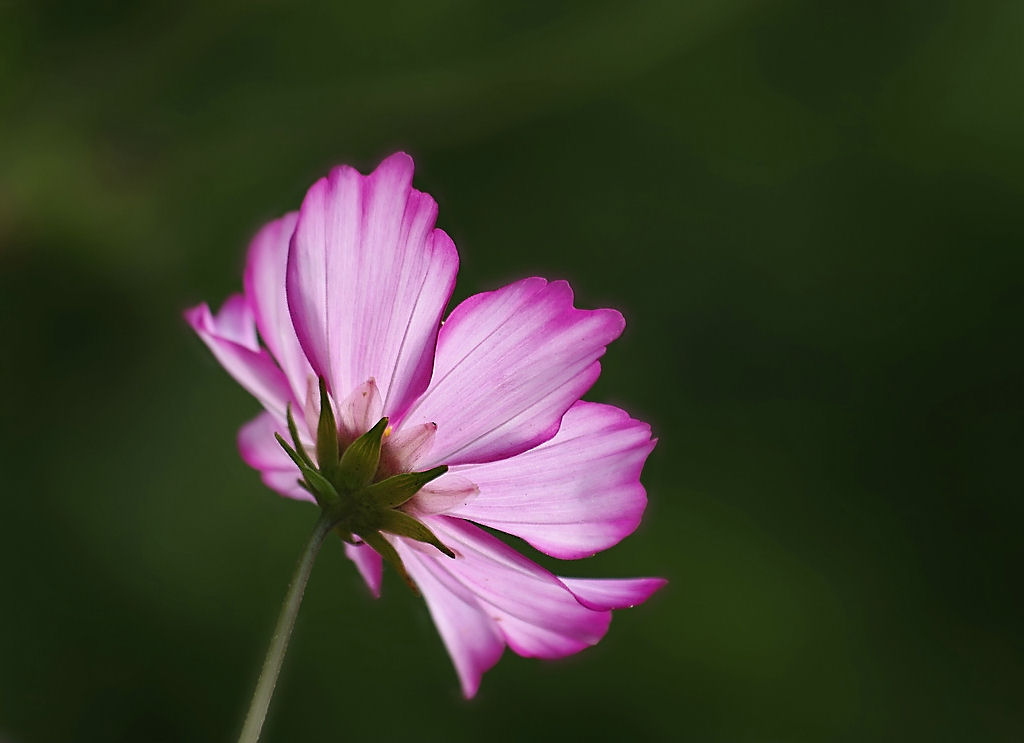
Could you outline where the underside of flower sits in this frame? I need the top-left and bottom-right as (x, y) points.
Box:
(274, 377), (455, 588)
(186, 151), (665, 699)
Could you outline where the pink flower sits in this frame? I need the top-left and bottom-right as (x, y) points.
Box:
(186, 153), (664, 697)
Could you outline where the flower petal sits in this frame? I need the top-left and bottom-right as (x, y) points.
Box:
(401, 278), (624, 466)
(243, 212), (315, 401)
(185, 298), (293, 418)
(397, 539), (504, 698)
(379, 421), (437, 477)
(236, 412), (312, 502)
(259, 470), (315, 503)
(427, 517), (611, 652)
(559, 577), (667, 611)
(335, 378), (384, 443)
(209, 294), (259, 349)
(444, 401), (654, 558)
(399, 516), (614, 693)
(286, 152), (459, 421)
(403, 474), (479, 516)
(344, 542), (383, 598)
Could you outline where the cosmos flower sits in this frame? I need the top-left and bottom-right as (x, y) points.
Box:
(186, 153), (664, 697)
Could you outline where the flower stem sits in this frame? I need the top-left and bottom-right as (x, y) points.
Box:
(237, 513), (334, 743)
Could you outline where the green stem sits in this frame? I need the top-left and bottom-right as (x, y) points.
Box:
(237, 513), (334, 743)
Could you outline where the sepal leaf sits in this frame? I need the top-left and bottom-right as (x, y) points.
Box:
(378, 510), (456, 558)
(285, 403), (315, 471)
(362, 466), (449, 509)
(275, 433), (340, 507)
(337, 417), (388, 491)
(315, 377), (339, 477)
(334, 526), (358, 544)
(361, 530), (418, 593)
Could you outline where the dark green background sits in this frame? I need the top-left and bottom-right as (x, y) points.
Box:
(1, 1), (1021, 741)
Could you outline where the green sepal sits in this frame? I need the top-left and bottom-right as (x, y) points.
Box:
(286, 403), (315, 471)
(333, 526), (358, 544)
(361, 530), (418, 593)
(298, 467), (340, 507)
(378, 510), (455, 558)
(315, 377), (339, 478)
(362, 466), (448, 509)
(274, 432), (310, 475)
(274, 433), (340, 507)
(298, 479), (339, 510)
(337, 417), (388, 491)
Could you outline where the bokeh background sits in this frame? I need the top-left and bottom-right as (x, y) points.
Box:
(1, 1), (1021, 741)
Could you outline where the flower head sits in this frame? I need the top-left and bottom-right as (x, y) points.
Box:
(186, 153), (664, 697)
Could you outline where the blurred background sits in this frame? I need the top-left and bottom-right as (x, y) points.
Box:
(1, 0), (1021, 741)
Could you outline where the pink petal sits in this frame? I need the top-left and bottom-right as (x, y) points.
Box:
(400, 278), (624, 466)
(344, 542), (383, 598)
(426, 517), (611, 651)
(335, 378), (384, 442)
(243, 212), (315, 401)
(403, 474), (479, 516)
(445, 401), (655, 558)
(237, 412), (290, 470)
(396, 538), (504, 698)
(211, 294), (259, 349)
(185, 298), (293, 419)
(286, 152), (459, 421)
(236, 412), (313, 502)
(259, 470), (315, 503)
(559, 577), (667, 611)
(477, 608), (603, 659)
(399, 516), (615, 694)
(382, 421), (437, 472)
